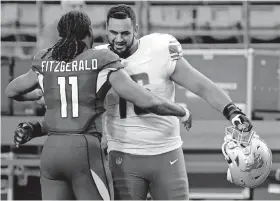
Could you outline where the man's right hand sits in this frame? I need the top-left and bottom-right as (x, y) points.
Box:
(181, 107), (192, 131)
(14, 122), (34, 147)
(223, 102), (253, 132)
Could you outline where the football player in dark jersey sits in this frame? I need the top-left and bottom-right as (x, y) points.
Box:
(5, 11), (191, 200)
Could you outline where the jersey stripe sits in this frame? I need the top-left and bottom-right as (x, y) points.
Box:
(96, 68), (115, 93)
(38, 73), (44, 92)
(169, 42), (183, 61)
(90, 169), (110, 200)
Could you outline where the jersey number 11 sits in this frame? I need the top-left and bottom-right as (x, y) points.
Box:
(58, 76), (79, 118)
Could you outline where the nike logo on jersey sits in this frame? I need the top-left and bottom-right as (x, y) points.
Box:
(170, 158), (178, 165)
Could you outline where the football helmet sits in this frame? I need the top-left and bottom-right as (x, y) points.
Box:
(222, 126), (272, 188)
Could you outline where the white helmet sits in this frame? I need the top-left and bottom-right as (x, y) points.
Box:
(222, 126), (272, 188)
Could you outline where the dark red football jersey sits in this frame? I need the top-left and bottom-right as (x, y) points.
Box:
(32, 48), (123, 134)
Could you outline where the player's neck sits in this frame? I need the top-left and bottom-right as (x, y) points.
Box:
(129, 39), (139, 56)
(123, 39), (139, 58)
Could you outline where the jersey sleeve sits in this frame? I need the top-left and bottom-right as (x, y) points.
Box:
(95, 49), (125, 94)
(163, 34), (183, 76)
(95, 49), (124, 72)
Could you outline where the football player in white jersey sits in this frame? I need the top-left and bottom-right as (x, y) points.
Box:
(96, 4), (252, 200)
(12, 4), (253, 200)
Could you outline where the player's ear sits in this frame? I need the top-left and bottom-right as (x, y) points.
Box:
(88, 26), (94, 39)
(88, 26), (93, 36)
(105, 22), (108, 32)
(88, 26), (94, 47)
(134, 24), (139, 37)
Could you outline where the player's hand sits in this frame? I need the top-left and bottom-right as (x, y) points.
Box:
(36, 96), (45, 106)
(101, 138), (109, 159)
(223, 103), (253, 132)
(102, 142), (108, 156)
(14, 122), (34, 148)
(34, 89), (46, 107)
(229, 113), (252, 132)
(181, 107), (192, 131)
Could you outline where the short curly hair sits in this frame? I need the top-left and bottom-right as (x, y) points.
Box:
(107, 4), (136, 27)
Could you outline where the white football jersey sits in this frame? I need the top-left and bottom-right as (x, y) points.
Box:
(96, 33), (184, 155)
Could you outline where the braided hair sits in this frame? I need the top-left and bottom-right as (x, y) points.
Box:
(49, 11), (91, 62)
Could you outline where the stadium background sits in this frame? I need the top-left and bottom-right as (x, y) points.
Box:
(1, 0), (280, 200)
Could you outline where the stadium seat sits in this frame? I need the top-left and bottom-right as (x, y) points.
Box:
(1, 4), (17, 27)
(149, 6), (193, 27)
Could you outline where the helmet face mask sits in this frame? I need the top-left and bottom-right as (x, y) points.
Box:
(225, 126), (255, 146)
(222, 126), (272, 188)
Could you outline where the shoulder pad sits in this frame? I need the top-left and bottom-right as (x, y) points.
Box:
(141, 33), (182, 59)
(33, 48), (50, 60)
(32, 48), (50, 74)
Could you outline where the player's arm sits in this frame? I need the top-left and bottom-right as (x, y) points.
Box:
(109, 68), (188, 117)
(163, 34), (251, 131)
(171, 57), (232, 113)
(170, 53), (252, 131)
(5, 69), (42, 101)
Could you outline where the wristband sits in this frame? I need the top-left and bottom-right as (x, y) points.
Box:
(223, 102), (244, 120)
(28, 121), (43, 138)
(181, 107), (190, 122)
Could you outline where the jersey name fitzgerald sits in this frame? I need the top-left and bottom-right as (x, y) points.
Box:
(32, 48), (122, 134)
(41, 59), (98, 72)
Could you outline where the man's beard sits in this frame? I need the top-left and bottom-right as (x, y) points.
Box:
(109, 35), (136, 58)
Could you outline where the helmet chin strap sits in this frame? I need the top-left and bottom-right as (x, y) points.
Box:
(222, 142), (231, 163)
(227, 168), (233, 183)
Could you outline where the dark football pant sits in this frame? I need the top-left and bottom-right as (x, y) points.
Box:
(109, 148), (189, 200)
(40, 134), (113, 200)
